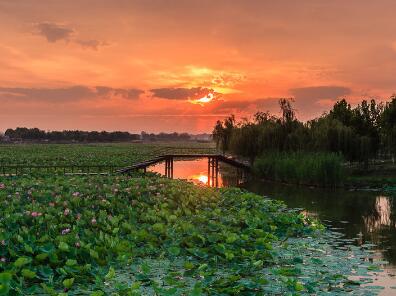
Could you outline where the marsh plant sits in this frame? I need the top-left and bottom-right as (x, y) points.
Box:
(254, 152), (344, 187)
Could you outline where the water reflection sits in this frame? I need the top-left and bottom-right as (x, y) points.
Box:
(364, 196), (393, 232)
(148, 158), (244, 187)
(243, 180), (396, 294)
(148, 158), (396, 293)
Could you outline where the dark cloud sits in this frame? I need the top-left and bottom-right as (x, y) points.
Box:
(210, 86), (351, 116)
(289, 86), (351, 101)
(34, 22), (107, 50)
(211, 92), (350, 121)
(212, 98), (281, 113)
(75, 39), (108, 51)
(95, 86), (144, 100)
(35, 22), (74, 43)
(150, 87), (220, 100)
(0, 86), (143, 102)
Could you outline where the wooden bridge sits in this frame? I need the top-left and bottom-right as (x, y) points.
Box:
(118, 153), (250, 187)
(0, 146), (250, 187)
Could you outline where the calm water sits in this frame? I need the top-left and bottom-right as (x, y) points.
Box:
(149, 158), (396, 294)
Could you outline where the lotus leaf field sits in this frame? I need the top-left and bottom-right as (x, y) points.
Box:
(0, 143), (215, 167)
(0, 172), (381, 295)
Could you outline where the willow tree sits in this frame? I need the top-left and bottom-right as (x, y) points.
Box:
(381, 96), (396, 162)
(212, 115), (236, 154)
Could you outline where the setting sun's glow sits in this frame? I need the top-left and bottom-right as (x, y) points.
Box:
(3, 1), (396, 133)
(190, 174), (208, 184)
(197, 174), (208, 184)
(191, 93), (215, 105)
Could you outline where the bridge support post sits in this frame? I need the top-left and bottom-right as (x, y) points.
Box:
(215, 157), (219, 187)
(170, 156), (173, 178)
(211, 157), (215, 186)
(165, 157), (173, 178)
(207, 156), (219, 187)
(208, 157), (211, 186)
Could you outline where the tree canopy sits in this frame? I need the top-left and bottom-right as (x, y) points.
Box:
(213, 97), (396, 166)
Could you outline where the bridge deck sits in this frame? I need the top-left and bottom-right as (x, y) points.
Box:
(118, 154), (250, 173)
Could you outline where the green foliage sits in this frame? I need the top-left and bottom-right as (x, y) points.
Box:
(0, 272), (12, 295)
(254, 152), (344, 187)
(212, 115), (236, 153)
(214, 98), (393, 174)
(0, 174), (374, 294)
(381, 96), (396, 156)
(62, 278), (75, 289)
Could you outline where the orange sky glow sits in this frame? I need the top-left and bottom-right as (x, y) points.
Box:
(1, 0), (396, 133)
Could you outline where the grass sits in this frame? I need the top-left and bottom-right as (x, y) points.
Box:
(254, 152), (345, 188)
(0, 174), (378, 295)
(345, 161), (396, 189)
(347, 175), (396, 189)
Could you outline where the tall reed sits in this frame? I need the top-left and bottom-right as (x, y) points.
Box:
(254, 152), (344, 187)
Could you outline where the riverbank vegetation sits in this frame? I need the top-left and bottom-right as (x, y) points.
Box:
(0, 174), (379, 294)
(254, 152), (344, 187)
(213, 96), (396, 188)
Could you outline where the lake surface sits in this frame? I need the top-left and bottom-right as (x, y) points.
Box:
(149, 158), (396, 294)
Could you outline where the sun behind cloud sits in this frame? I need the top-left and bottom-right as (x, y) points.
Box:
(191, 92), (215, 105)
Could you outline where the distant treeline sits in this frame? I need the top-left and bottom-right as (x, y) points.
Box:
(2, 128), (141, 142)
(0, 128), (197, 143)
(141, 131), (191, 141)
(213, 96), (396, 168)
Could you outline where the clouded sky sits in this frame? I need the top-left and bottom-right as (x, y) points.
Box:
(1, 0), (396, 133)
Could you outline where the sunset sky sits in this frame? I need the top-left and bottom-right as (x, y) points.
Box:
(1, 0), (396, 133)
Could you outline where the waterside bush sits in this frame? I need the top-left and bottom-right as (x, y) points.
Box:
(254, 152), (345, 187)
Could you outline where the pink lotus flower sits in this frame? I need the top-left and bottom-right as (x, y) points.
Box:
(0, 257), (6, 263)
(72, 192), (80, 197)
(1, 240), (5, 246)
(64, 208), (70, 216)
(75, 242), (81, 248)
(0, 183), (5, 189)
(91, 218), (97, 225)
(61, 228), (71, 235)
(31, 211), (42, 217)
(76, 213), (81, 221)
(49, 202), (55, 207)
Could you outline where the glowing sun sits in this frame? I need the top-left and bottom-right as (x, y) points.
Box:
(191, 92), (215, 105)
(197, 174), (208, 184)
(191, 174), (209, 184)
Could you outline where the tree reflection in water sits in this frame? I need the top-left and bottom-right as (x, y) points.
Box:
(363, 196), (394, 233)
(243, 180), (396, 267)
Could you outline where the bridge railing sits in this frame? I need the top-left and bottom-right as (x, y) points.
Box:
(152, 146), (219, 156)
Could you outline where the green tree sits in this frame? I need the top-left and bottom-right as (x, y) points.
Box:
(381, 96), (396, 161)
